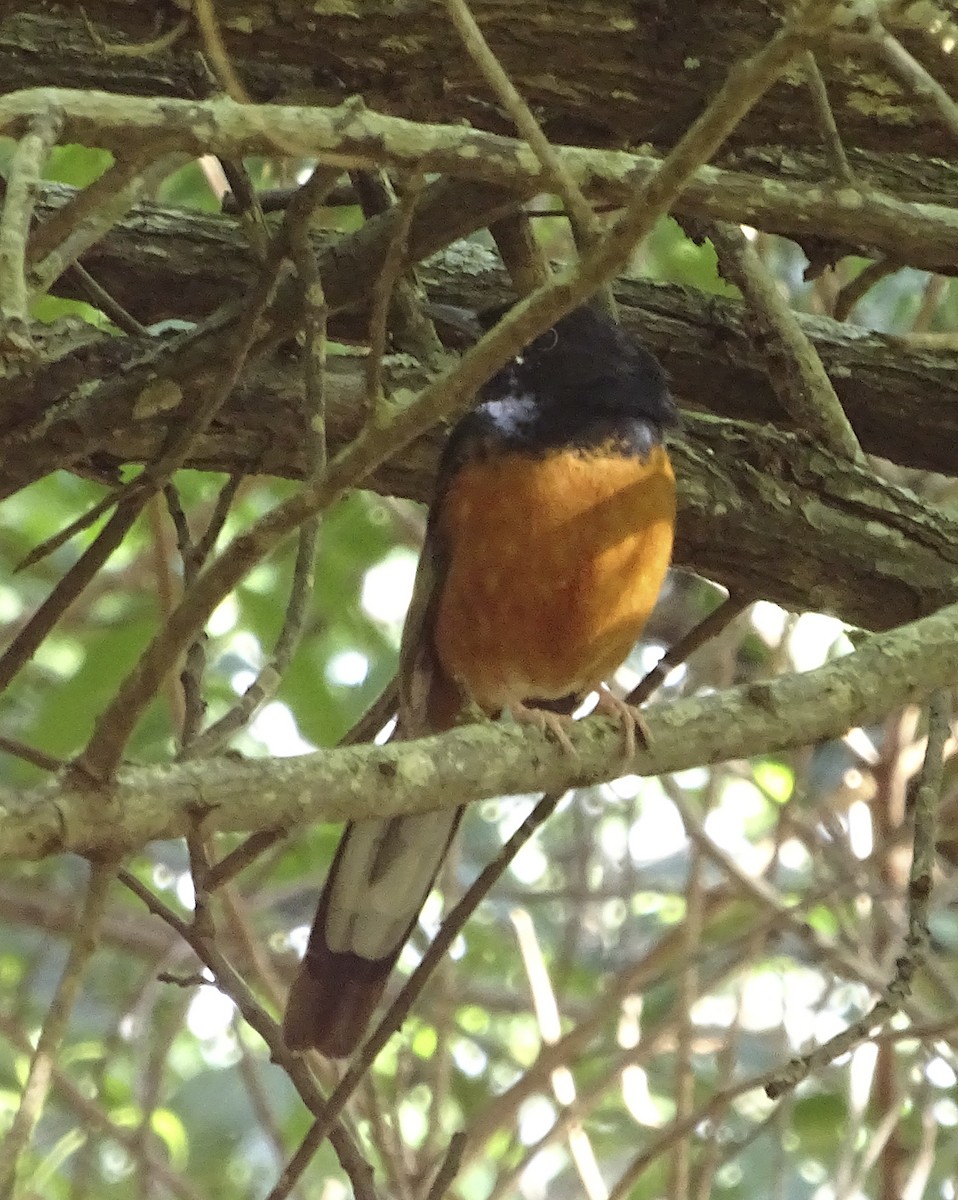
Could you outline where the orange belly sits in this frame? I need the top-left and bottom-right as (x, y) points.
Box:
(432, 443), (675, 710)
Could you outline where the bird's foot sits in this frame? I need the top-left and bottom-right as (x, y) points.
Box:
(592, 686), (651, 759)
(507, 700), (578, 757)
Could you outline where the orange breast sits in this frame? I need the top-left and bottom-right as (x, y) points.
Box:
(432, 443), (675, 710)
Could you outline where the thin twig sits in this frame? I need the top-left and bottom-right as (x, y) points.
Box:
(490, 211), (551, 293)
(193, 476), (244, 568)
(350, 170), (444, 361)
(708, 220), (866, 463)
(0, 485), (157, 697)
(832, 257), (898, 322)
(365, 172), (426, 417)
(444, 0), (597, 249)
(30, 152), (188, 297)
(802, 51), (854, 183)
(0, 864), (113, 1200)
(512, 907), (608, 1200)
(267, 793), (562, 1200)
(765, 689), (951, 1099)
(182, 517), (319, 758)
(14, 484), (129, 572)
(29, 150), (164, 267)
(77, 246), (295, 781)
(149, 491), (190, 736)
(118, 869), (380, 1200)
(425, 1132), (468, 1200)
(182, 200), (329, 759)
(869, 20), (958, 144)
(80, 7), (190, 57)
(161, 483), (211, 751)
(66, 261), (150, 335)
(627, 594), (748, 706)
(0, 736), (63, 772)
(672, 842), (704, 1200)
(193, 0), (251, 104)
(0, 107), (63, 349)
(444, 0), (614, 314)
(218, 157), (270, 261)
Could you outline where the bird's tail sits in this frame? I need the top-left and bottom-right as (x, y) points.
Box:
(282, 808), (462, 1056)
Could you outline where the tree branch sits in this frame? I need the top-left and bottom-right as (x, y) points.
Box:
(5, 594), (958, 861)
(5, 92), (958, 277)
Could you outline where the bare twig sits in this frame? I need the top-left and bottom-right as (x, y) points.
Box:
(512, 907), (608, 1200)
(77, 247), (295, 781)
(709, 220), (865, 463)
(14, 483), (132, 572)
(267, 793), (562, 1200)
(193, 476), (245, 568)
(0, 484), (158, 697)
(288, 212), (329, 475)
(627, 593), (748, 706)
(30, 150), (167, 267)
(350, 170), (444, 360)
(181, 187), (332, 759)
(0, 107), (63, 349)
(425, 1132), (468, 1200)
(117, 868), (380, 1199)
(832, 257), (898, 322)
(182, 516), (319, 759)
(149, 490), (190, 735)
(672, 842), (705, 1200)
(444, 0), (618, 316)
(869, 20), (958, 144)
(0, 864), (113, 1200)
(444, 0), (599, 251)
(193, 0), (251, 104)
(765, 689), (951, 1099)
(80, 7), (190, 57)
(365, 172), (426, 416)
(67, 260), (149, 334)
(490, 211), (551, 293)
(30, 152), (187, 297)
(0, 736), (63, 772)
(218, 157), (270, 261)
(803, 51), (854, 183)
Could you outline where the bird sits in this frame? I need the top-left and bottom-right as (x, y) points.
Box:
(282, 302), (678, 1056)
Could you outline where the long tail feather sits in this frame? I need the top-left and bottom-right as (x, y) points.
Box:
(283, 809), (462, 1056)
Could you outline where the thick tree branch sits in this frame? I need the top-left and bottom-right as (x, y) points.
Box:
(6, 93), (958, 276)
(5, 202), (958, 477)
(5, 1), (958, 185)
(6, 309), (953, 630)
(5, 594), (958, 861)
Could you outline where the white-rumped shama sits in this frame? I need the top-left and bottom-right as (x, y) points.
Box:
(282, 304), (678, 1056)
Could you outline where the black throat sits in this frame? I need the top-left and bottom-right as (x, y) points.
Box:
(444, 304), (678, 468)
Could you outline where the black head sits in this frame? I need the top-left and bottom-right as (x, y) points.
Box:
(479, 304), (678, 432)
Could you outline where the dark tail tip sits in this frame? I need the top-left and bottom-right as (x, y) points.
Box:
(282, 948), (395, 1058)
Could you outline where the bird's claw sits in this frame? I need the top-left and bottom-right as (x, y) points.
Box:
(593, 687), (651, 759)
(506, 701), (578, 757)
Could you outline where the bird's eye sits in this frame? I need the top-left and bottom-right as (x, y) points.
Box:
(536, 327), (559, 353)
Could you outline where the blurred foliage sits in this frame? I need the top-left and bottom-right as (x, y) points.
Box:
(3, 121), (958, 1200)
